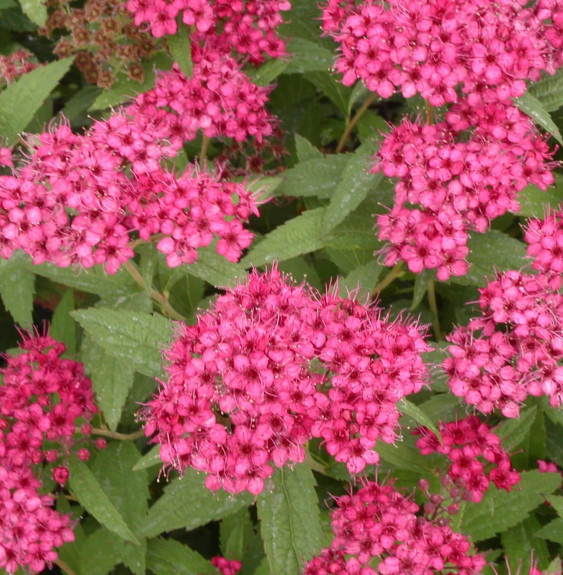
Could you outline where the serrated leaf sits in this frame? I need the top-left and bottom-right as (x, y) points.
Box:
(257, 464), (323, 574)
(502, 516), (550, 574)
(461, 470), (561, 541)
(220, 507), (253, 561)
(68, 455), (140, 545)
(80, 528), (123, 575)
(527, 69), (563, 112)
(285, 38), (334, 74)
(17, 0), (46, 25)
(544, 494), (563, 525)
(547, 556), (563, 573)
(411, 269), (431, 310)
(516, 92), (563, 144)
(146, 539), (215, 575)
(0, 264), (34, 327)
(305, 71), (352, 114)
(495, 406), (538, 452)
(398, 398), (441, 440)
(375, 442), (434, 474)
(186, 244), (248, 286)
(167, 21), (192, 78)
(536, 518), (563, 545)
(139, 469), (254, 537)
(451, 230), (527, 287)
(132, 444), (162, 471)
(242, 208), (327, 267)
(247, 58), (289, 86)
(72, 308), (173, 378)
(50, 289), (75, 355)
(517, 180), (563, 217)
(0, 57), (73, 145)
(295, 134), (323, 162)
(276, 155), (349, 199)
(323, 145), (381, 233)
(339, 260), (384, 299)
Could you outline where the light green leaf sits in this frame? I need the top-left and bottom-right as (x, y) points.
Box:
(247, 58), (289, 86)
(139, 469), (253, 537)
(339, 260), (384, 299)
(451, 230), (527, 287)
(146, 539), (215, 575)
(132, 444), (162, 471)
(294, 134), (323, 162)
(461, 470), (561, 541)
(242, 208), (327, 267)
(527, 69), (563, 112)
(276, 155), (349, 199)
(50, 289), (75, 355)
(323, 144), (381, 234)
(398, 398), (441, 440)
(516, 92), (563, 144)
(0, 57), (73, 145)
(17, 0), (46, 25)
(0, 264), (34, 327)
(68, 455), (140, 545)
(167, 21), (193, 78)
(257, 464), (323, 574)
(285, 38), (334, 74)
(72, 308), (173, 378)
(547, 556), (563, 573)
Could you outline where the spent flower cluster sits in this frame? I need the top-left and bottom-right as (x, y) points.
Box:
(142, 266), (431, 494)
(0, 50), (40, 87)
(303, 479), (486, 575)
(0, 331), (99, 573)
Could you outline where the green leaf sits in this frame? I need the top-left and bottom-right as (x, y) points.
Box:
(0, 57), (73, 145)
(0, 264), (34, 327)
(257, 464), (323, 574)
(17, 0), (46, 25)
(146, 539), (215, 575)
(398, 398), (441, 440)
(451, 230), (527, 287)
(220, 507), (254, 561)
(139, 469), (254, 537)
(72, 308), (173, 378)
(517, 179), (563, 217)
(515, 92), (563, 144)
(186, 244), (248, 286)
(132, 444), (162, 471)
(242, 208), (327, 267)
(339, 260), (384, 299)
(68, 455), (140, 545)
(285, 38), (334, 74)
(461, 470), (561, 541)
(323, 144), (381, 234)
(547, 556), (563, 573)
(411, 269), (431, 310)
(167, 21), (193, 78)
(544, 494), (563, 525)
(536, 518), (563, 545)
(495, 405), (538, 452)
(375, 441), (434, 474)
(527, 69), (563, 113)
(305, 71), (352, 114)
(502, 516), (550, 574)
(50, 289), (75, 355)
(294, 134), (323, 162)
(276, 155), (349, 199)
(79, 528), (123, 575)
(247, 58), (289, 87)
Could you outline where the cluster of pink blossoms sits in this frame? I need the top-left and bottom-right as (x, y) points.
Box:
(373, 100), (555, 279)
(0, 331), (99, 573)
(210, 556), (242, 575)
(303, 479), (486, 575)
(525, 207), (563, 287)
(414, 416), (520, 503)
(126, 0), (290, 63)
(444, 268), (563, 417)
(142, 267), (431, 494)
(322, 0), (563, 106)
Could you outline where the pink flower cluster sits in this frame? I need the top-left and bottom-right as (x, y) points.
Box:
(525, 207), (563, 287)
(373, 101), (555, 279)
(142, 266), (431, 494)
(0, 331), (99, 573)
(0, 100), (258, 272)
(303, 479), (486, 575)
(414, 416), (520, 503)
(210, 556), (242, 575)
(444, 269), (563, 417)
(322, 0), (563, 106)
(126, 0), (290, 63)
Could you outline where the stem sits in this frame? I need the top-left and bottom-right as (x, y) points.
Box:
(372, 263), (403, 297)
(87, 427), (146, 441)
(427, 279), (444, 341)
(123, 260), (186, 321)
(199, 135), (210, 160)
(336, 92), (379, 154)
(55, 560), (77, 575)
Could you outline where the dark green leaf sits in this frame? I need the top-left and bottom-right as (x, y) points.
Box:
(220, 507), (254, 562)
(146, 538), (215, 575)
(502, 516), (550, 574)
(495, 406), (538, 452)
(132, 444), (161, 471)
(0, 57), (73, 145)
(247, 58), (289, 86)
(295, 134), (323, 162)
(375, 442), (434, 474)
(398, 398), (441, 440)
(536, 518), (563, 545)
(79, 528), (123, 575)
(305, 71), (351, 114)
(72, 308), (173, 378)
(527, 69), (563, 113)
(139, 469), (254, 537)
(50, 289), (75, 355)
(517, 180), (563, 217)
(167, 21), (193, 78)
(68, 455), (140, 545)
(0, 264), (34, 328)
(285, 38), (334, 74)
(242, 208), (327, 267)
(187, 244), (247, 287)
(257, 464), (323, 574)
(516, 92), (563, 144)
(339, 260), (384, 299)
